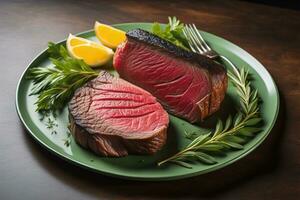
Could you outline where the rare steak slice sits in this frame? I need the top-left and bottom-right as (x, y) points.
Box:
(69, 71), (169, 157)
(114, 29), (227, 123)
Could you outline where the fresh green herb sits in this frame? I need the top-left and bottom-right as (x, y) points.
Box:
(27, 42), (99, 112)
(46, 117), (58, 129)
(158, 66), (261, 168)
(64, 139), (71, 147)
(39, 111), (50, 121)
(45, 117), (58, 134)
(184, 130), (202, 140)
(63, 131), (72, 147)
(152, 16), (189, 50)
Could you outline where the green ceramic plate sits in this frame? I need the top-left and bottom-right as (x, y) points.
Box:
(16, 23), (279, 181)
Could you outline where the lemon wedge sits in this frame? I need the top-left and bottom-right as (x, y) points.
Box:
(67, 34), (113, 67)
(94, 21), (126, 49)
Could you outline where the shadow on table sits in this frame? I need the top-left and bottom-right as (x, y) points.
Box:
(20, 90), (286, 199)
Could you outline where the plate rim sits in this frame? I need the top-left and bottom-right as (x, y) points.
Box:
(15, 22), (280, 181)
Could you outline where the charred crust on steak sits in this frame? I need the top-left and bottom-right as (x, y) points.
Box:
(115, 29), (228, 122)
(126, 29), (224, 71)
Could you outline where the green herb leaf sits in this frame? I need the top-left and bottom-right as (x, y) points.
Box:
(152, 22), (162, 34)
(195, 152), (217, 164)
(158, 65), (262, 168)
(27, 42), (99, 112)
(170, 160), (192, 168)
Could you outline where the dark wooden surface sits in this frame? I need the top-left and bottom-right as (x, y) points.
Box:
(1, 0), (299, 199)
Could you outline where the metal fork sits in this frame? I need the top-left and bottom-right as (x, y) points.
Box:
(183, 24), (235, 68)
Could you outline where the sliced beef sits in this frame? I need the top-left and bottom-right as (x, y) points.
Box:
(114, 29), (227, 123)
(69, 71), (169, 157)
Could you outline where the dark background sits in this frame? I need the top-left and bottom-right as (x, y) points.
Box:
(245, 0), (300, 10)
(1, 0), (300, 199)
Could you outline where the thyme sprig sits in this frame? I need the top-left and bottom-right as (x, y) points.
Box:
(158, 66), (261, 168)
(63, 131), (72, 147)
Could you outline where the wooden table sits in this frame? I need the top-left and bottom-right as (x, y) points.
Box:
(1, 0), (299, 199)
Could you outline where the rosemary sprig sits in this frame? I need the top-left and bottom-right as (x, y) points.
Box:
(27, 42), (99, 112)
(158, 66), (261, 168)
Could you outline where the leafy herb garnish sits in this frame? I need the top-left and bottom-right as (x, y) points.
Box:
(158, 66), (261, 168)
(152, 16), (189, 50)
(27, 42), (98, 112)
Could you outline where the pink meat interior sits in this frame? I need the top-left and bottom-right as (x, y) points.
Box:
(114, 40), (211, 122)
(70, 73), (169, 137)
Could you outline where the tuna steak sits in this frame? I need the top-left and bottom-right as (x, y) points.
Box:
(69, 71), (169, 157)
(114, 29), (227, 123)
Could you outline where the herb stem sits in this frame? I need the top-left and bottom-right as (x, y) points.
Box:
(157, 146), (194, 166)
(28, 42), (100, 112)
(157, 66), (261, 167)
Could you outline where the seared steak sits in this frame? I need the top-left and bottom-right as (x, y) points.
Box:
(114, 29), (227, 123)
(69, 71), (169, 157)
